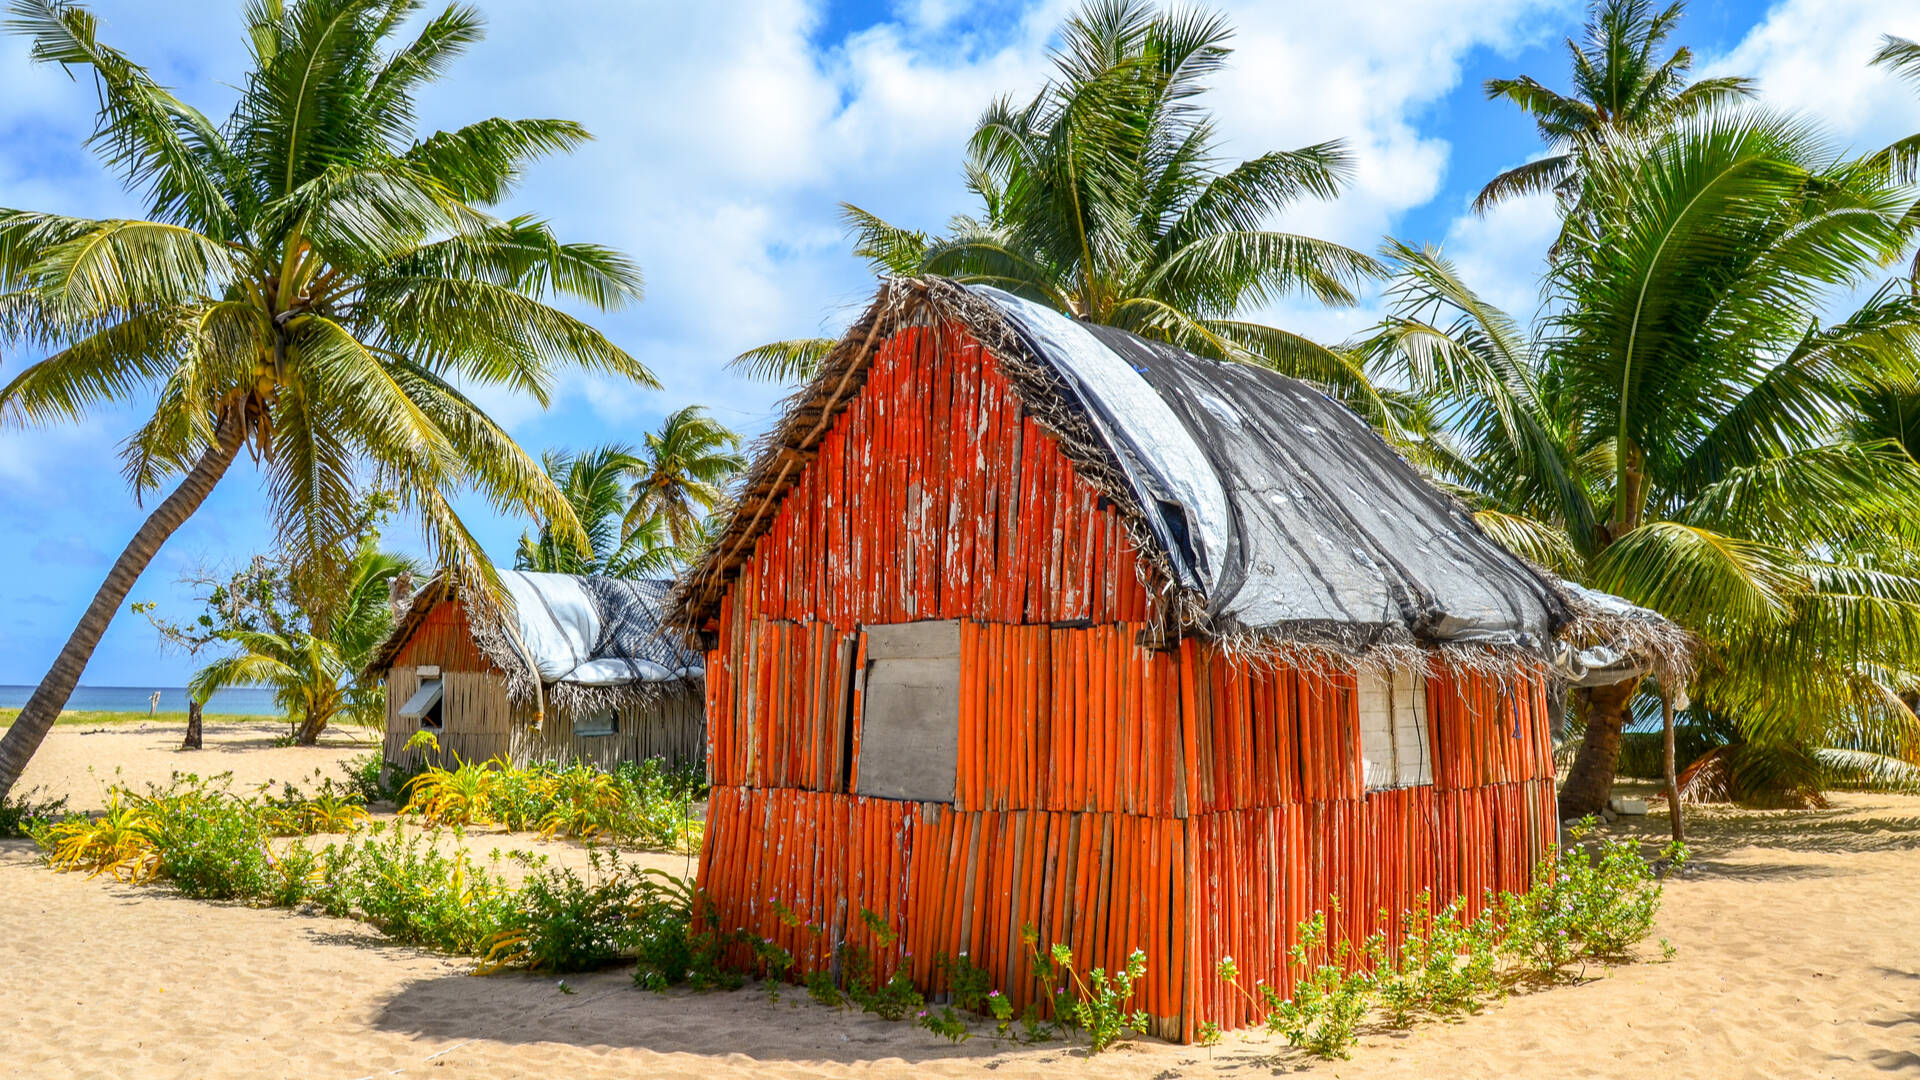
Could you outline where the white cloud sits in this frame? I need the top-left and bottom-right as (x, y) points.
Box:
(1438, 189), (1561, 322)
(1706, 0), (1920, 156)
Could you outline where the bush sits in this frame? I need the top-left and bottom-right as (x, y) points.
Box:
(30, 773), (709, 984)
(0, 787), (68, 839)
(340, 752), (422, 806)
(267, 839), (323, 907)
(482, 851), (644, 972)
(1502, 820), (1684, 976)
(142, 785), (274, 901)
(1215, 829), (1685, 1060)
(1260, 911), (1376, 1059)
(1063, 948), (1151, 1054)
(631, 873), (742, 991)
(399, 756), (701, 850)
(259, 778), (370, 835)
(36, 794), (158, 881)
(317, 822), (518, 954)
(401, 760), (499, 826)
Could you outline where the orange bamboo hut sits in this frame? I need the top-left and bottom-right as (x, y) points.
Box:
(368, 571), (705, 773)
(668, 277), (1676, 1041)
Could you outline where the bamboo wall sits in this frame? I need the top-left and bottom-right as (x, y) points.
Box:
(694, 321), (1560, 1041)
(380, 598), (704, 774)
(382, 664), (517, 770)
(511, 692), (707, 771)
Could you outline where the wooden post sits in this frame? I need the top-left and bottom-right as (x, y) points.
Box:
(183, 700), (202, 750)
(1660, 690), (1683, 844)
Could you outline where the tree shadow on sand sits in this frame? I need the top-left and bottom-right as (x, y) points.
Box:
(370, 968), (1117, 1067)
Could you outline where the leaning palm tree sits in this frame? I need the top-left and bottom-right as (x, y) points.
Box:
(624, 405), (744, 549)
(191, 536), (413, 743)
(1475, 0), (1752, 214)
(1366, 109), (1920, 814)
(732, 0), (1385, 418)
(514, 443), (690, 577)
(0, 0), (653, 797)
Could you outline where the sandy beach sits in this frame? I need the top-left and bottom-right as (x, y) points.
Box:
(2, 721), (1917, 1079)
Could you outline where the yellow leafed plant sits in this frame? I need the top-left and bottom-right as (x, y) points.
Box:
(39, 795), (160, 882)
(401, 759), (502, 827)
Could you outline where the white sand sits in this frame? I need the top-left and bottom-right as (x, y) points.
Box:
(2, 723), (1917, 1078)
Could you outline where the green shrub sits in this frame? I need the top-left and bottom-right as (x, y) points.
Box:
(855, 970), (925, 1021)
(1017, 927), (1150, 1052)
(0, 787), (68, 839)
(486, 764), (551, 832)
(917, 1005), (971, 1042)
(145, 792), (273, 901)
(1259, 911), (1376, 1059)
(939, 952), (993, 1011)
(341, 752), (424, 806)
(320, 822), (518, 954)
(805, 969), (843, 1007)
(267, 839), (323, 907)
(1503, 821), (1684, 977)
(628, 871), (743, 992)
(1066, 948), (1151, 1054)
(1215, 830), (1684, 1060)
(483, 851), (644, 972)
(259, 778), (370, 835)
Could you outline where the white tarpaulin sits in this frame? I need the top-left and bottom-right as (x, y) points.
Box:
(499, 572), (704, 686)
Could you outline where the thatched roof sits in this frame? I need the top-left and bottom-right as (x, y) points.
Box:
(369, 570), (703, 717)
(672, 277), (1687, 680)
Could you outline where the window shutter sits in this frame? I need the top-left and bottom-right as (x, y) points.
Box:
(1357, 665), (1431, 790)
(852, 621), (962, 803)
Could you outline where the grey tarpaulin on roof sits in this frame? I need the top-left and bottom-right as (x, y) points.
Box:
(1552, 580), (1666, 688)
(973, 285), (1571, 654)
(500, 571), (705, 686)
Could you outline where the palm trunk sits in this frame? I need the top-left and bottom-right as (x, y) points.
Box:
(0, 423), (243, 799)
(294, 710), (328, 746)
(1559, 676), (1640, 819)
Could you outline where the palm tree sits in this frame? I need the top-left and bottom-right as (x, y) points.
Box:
(1366, 109), (1920, 813)
(732, 0), (1386, 419)
(514, 443), (689, 576)
(1474, 0), (1753, 214)
(0, 0), (654, 797)
(190, 537), (414, 743)
(624, 405), (744, 550)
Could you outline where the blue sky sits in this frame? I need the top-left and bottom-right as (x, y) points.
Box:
(2, 0), (1917, 687)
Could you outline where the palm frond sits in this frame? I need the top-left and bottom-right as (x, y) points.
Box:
(1589, 520), (1802, 635)
(728, 337), (835, 384)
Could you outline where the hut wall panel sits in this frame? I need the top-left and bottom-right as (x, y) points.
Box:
(382, 669), (513, 772)
(697, 778), (1556, 1042)
(697, 786), (1190, 1041)
(381, 664), (421, 767)
(391, 601), (498, 672)
(511, 693), (706, 771)
(693, 321), (1563, 1042)
(720, 324), (1151, 636)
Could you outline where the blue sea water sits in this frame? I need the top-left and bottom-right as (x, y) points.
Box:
(0, 685), (281, 716)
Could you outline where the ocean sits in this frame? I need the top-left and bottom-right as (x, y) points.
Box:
(0, 685), (281, 716)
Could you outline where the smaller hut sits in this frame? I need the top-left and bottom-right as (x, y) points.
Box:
(367, 571), (705, 773)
